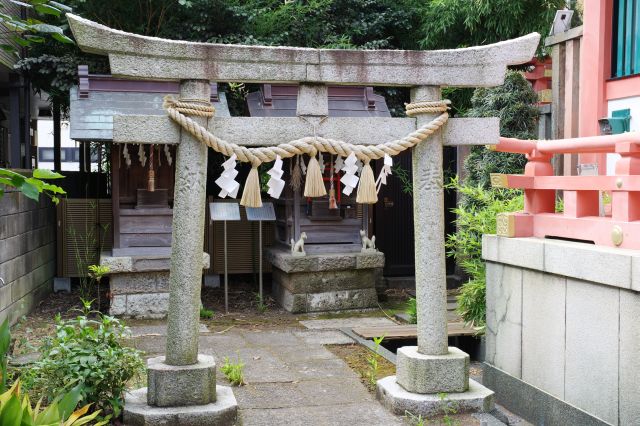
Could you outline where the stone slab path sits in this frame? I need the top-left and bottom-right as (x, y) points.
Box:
(127, 324), (404, 426)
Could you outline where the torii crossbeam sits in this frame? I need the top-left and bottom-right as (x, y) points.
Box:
(67, 12), (538, 424)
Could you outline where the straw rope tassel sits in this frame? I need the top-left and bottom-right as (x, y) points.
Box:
(304, 152), (327, 197)
(290, 155), (302, 191)
(241, 166), (263, 208)
(356, 160), (377, 204)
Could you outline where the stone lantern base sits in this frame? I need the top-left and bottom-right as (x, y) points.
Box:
(377, 376), (494, 417)
(377, 346), (495, 417)
(123, 355), (238, 425)
(123, 386), (237, 426)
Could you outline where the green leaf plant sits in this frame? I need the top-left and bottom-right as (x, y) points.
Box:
(0, 168), (65, 204)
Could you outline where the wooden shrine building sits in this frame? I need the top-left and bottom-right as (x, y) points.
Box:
(69, 69), (391, 315)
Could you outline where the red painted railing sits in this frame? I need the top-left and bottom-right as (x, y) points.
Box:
(490, 132), (640, 249)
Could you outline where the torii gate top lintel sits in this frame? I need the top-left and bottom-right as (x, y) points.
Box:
(67, 13), (539, 87)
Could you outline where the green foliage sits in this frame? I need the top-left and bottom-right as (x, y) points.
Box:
(0, 0), (73, 57)
(405, 297), (417, 324)
(87, 264), (109, 283)
(445, 177), (524, 328)
(199, 306), (214, 319)
(221, 355), (245, 386)
(0, 168), (65, 204)
(254, 293), (268, 313)
(366, 335), (385, 388)
(67, 202), (110, 301)
(404, 410), (426, 426)
(391, 164), (413, 196)
(438, 392), (460, 426)
(0, 380), (108, 426)
(464, 71), (539, 188)
(0, 320), (9, 393)
(28, 307), (144, 418)
(418, 0), (566, 55)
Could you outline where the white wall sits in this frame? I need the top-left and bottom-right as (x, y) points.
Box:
(37, 118), (78, 171)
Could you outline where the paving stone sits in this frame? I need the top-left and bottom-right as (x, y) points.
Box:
(199, 334), (250, 356)
(268, 343), (337, 362)
(282, 358), (360, 381)
(300, 317), (395, 330)
(234, 378), (370, 409)
(292, 329), (354, 345)
(239, 402), (403, 426)
(240, 329), (304, 347)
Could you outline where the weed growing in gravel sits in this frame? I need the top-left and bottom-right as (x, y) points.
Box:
(404, 410), (426, 426)
(200, 307), (215, 319)
(221, 355), (245, 386)
(254, 293), (268, 313)
(367, 335), (385, 388)
(438, 392), (460, 426)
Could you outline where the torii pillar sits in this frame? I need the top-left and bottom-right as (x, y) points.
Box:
(67, 12), (538, 424)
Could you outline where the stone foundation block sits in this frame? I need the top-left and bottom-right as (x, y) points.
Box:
(272, 280), (378, 313)
(377, 376), (494, 417)
(110, 272), (170, 294)
(147, 355), (217, 407)
(124, 386), (237, 426)
(268, 248), (384, 313)
(396, 346), (469, 394)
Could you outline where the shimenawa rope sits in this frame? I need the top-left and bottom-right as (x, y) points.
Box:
(163, 96), (450, 207)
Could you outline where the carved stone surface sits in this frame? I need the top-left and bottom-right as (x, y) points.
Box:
(147, 355), (217, 407)
(165, 80), (211, 367)
(410, 86), (449, 357)
(113, 115), (500, 148)
(67, 13), (539, 86)
(268, 248), (384, 273)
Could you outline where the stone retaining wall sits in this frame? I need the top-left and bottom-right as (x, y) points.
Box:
(483, 235), (640, 426)
(0, 187), (56, 325)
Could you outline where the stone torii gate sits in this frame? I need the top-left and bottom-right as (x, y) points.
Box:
(67, 13), (538, 424)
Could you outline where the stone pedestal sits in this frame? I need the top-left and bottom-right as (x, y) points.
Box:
(101, 251), (209, 319)
(268, 248), (384, 313)
(124, 386), (237, 426)
(396, 346), (469, 394)
(377, 376), (494, 417)
(147, 355), (217, 407)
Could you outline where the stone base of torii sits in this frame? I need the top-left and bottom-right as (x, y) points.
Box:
(67, 13), (538, 425)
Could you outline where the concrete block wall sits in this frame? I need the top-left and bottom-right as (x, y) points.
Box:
(483, 235), (640, 426)
(0, 187), (56, 325)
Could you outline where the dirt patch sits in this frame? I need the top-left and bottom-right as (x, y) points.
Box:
(326, 343), (395, 393)
(10, 287), (90, 356)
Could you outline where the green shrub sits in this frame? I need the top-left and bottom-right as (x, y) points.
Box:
(464, 71), (539, 189)
(446, 177), (523, 329)
(0, 380), (108, 425)
(200, 306), (215, 319)
(405, 297), (417, 324)
(29, 306), (144, 418)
